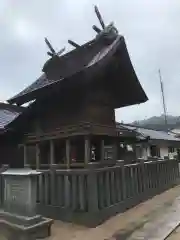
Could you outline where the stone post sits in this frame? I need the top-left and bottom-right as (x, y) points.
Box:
(87, 170), (98, 212)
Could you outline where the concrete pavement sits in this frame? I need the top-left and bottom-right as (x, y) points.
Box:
(44, 185), (180, 240)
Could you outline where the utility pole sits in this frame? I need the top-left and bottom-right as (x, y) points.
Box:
(158, 69), (168, 131)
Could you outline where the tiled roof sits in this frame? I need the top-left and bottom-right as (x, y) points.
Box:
(0, 103), (23, 130)
(135, 127), (180, 142)
(117, 123), (180, 142)
(0, 109), (19, 129)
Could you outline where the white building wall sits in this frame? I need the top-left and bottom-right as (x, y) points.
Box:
(160, 146), (169, 158)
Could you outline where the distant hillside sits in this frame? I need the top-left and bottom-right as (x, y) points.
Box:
(131, 115), (180, 131)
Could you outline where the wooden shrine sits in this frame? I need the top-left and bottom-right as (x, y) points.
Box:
(3, 6), (179, 226)
(8, 6), (148, 170)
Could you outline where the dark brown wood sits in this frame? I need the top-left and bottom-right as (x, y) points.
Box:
(50, 140), (54, 165)
(36, 143), (40, 169)
(84, 136), (90, 165)
(66, 139), (70, 168)
(23, 144), (27, 166)
(68, 40), (80, 48)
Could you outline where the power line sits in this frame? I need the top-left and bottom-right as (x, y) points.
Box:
(158, 69), (168, 131)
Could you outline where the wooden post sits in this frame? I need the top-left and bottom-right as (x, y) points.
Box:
(50, 140), (55, 165)
(113, 139), (118, 164)
(66, 138), (70, 168)
(36, 143), (40, 169)
(84, 136), (90, 165)
(101, 139), (104, 163)
(23, 145), (27, 167)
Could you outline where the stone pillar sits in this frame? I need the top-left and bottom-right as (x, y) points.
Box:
(50, 140), (55, 165)
(84, 136), (91, 165)
(100, 139), (104, 163)
(66, 139), (70, 169)
(23, 145), (27, 167)
(36, 143), (40, 169)
(87, 171), (98, 212)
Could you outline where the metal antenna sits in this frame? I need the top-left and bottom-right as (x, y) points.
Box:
(94, 5), (105, 29)
(158, 69), (168, 131)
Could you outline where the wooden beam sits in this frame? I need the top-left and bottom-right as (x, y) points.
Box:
(92, 25), (101, 33)
(66, 139), (70, 169)
(68, 40), (80, 48)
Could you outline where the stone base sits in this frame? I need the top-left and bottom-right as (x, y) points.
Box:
(0, 210), (42, 226)
(0, 211), (53, 240)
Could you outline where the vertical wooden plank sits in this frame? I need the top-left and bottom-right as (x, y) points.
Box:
(139, 159), (145, 193)
(66, 139), (70, 169)
(64, 175), (71, 208)
(98, 172), (104, 209)
(72, 175), (77, 210)
(125, 167), (130, 198)
(44, 172), (49, 205)
(79, 175), (86, 210)
(121, 162), (126, 200)
(110, 170), (116, 204)
(130, 167), (135, 197)
(50, 166), (56, 206)
(36, 144), (40, 169)
(133, 166), (138, 196)
(84, 136), (90, 165)
(105, 171), (111, 206)
(57, 175), (63, 207)
(115, 168), (121, 202)
(38, 173), (44, 204)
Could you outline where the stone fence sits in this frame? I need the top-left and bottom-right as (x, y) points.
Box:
(36, 159), (179, 226)
(0, 159), (179, 226)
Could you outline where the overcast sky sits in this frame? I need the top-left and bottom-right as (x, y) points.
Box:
(0, 0), (180, 123)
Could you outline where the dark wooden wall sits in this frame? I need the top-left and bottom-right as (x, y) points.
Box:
(0, 135), (23, 168)
(27, 85), (116, 135)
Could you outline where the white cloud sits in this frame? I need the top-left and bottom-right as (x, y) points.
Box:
(13, 19), (38, 42)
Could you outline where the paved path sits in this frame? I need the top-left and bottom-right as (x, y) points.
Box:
(126, 196), (180, 239)
(46, 185), (180, 240)
(167, 226), (180, 240)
